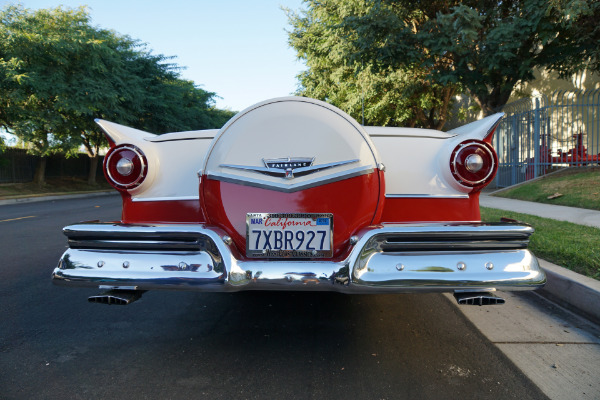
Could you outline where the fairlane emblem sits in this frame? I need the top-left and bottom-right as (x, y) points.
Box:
(220, 157), (359, 180)
(263, 157), (314, 180)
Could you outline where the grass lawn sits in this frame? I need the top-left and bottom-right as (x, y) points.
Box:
(0, 177), (112, 199)
(493, 167), (600, 211)
(481, 207), (600, 280)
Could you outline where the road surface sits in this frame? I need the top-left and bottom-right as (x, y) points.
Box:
(0, 196), (547, 399)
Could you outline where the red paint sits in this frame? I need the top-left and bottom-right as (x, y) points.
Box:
(117, 166), (479, 238)
(201, 172), (381, 259)
(526, 133), (600, 177)
(380, 193), (481, 223)
(118, 193), (479, 226)
(121, 194), (205, 224)
(371, 169), (386, 224)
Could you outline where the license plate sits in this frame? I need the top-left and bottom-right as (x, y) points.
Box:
(246, 213), (333, 258)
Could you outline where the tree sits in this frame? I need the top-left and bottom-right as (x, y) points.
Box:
(287, 1), (460, 129)
(408, 1), (590, 115)
(548, 0), (600, 76)
(288, 0), (595, 122)
(124, 52), (228, 134)
(0, 5), (130, 183)
(206, 106), (237, 128)
(0, 5), (231, 184)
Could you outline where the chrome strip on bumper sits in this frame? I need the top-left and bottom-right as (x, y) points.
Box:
(53, 222), (546, 293)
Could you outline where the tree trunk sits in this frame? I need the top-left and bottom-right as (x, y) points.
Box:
(471, 84), (515, 117)
(33, 156), (46, 185)
(434, 86), (456, 131)
(87, 155), (99, 185)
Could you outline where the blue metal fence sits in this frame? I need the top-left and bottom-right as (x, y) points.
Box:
(493, 89), (600, 187)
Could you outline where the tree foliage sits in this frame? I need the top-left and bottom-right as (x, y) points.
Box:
(548, 0), (600, 76)
(0, 5), (233, 184)
(288, 0), (596, 125)
(287, 1), (459, 129)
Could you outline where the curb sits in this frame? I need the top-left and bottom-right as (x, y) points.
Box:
(479, 196), (600, 322)
(538, 259), (600, 324)
(0, 191), (117, 206)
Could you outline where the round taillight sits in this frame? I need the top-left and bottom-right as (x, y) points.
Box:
(450, 140), (497, 189)
(104, 144), (147, 190)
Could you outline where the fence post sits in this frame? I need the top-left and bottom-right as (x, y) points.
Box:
(533, 98), (541, 179)
(11, 149), (16, 183)
(510, 116), (518, 186)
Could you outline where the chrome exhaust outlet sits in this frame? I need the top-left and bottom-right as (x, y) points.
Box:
(454, 292), (505, 306)
(88, 290), (144, 305)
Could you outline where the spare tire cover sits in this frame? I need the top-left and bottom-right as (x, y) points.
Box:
(202, 97), (382, 259)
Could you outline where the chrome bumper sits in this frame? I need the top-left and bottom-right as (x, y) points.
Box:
(52, 222), (546, 293)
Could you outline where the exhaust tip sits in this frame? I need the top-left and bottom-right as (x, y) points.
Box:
(88, 290), (143, 305)
(454, 292), (505, 306)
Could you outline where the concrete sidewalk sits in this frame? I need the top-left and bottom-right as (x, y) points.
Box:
(446, 290), (600, 400)
(480, 194), (600, 229)
(464, 195), (600, 399)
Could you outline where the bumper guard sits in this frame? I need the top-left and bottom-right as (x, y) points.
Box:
(52, 222), (546, 293)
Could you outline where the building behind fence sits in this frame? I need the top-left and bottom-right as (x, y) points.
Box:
(493, 89), (600, 187)
(0, 148), (105, 183)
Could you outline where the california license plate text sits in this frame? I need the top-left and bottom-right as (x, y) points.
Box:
(246, 213), (333, 258)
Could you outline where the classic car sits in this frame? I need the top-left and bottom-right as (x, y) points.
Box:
(52, 97), (546, 305)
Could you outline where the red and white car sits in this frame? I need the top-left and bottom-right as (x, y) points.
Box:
(53, 97), (545, 305)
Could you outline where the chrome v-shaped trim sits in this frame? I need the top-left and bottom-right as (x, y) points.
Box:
(207, 165), (375, 193)
(219, 159), (359, 178)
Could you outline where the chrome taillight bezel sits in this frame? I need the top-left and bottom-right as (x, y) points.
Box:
(104, 144), (148, 190)
(450, 140), (497, 189)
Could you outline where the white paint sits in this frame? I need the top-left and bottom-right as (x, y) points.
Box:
(203, 97), (379, 192)
(96, 98), (504, 200)
(366, 113), (504, 196)
(96, 120), (216, 200)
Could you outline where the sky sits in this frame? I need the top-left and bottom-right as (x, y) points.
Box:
(4, 0), (307, 112)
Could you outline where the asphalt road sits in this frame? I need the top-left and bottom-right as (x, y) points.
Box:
(0, 196), (548, 399)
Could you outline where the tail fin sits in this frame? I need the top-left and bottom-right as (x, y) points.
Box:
(95, 119), (156, 145)
(447, 113), (504, 142)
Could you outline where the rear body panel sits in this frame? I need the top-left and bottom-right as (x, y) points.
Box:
(53, 97), (546, 297)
